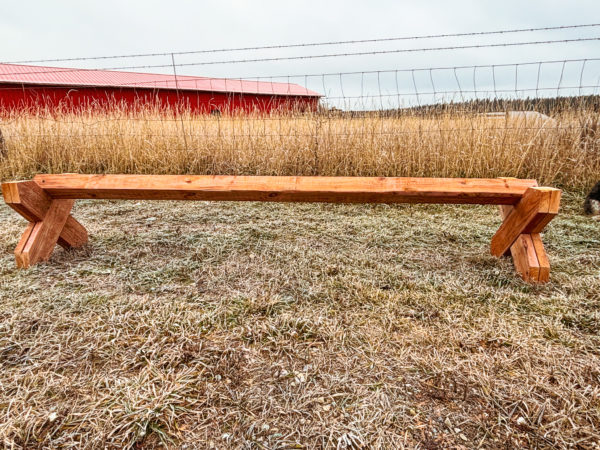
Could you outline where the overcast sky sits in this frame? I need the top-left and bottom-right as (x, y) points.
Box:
(1, 0), (599, 107)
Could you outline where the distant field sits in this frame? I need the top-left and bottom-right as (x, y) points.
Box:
(0, 109), (598, 191)
(0, 194), (598, 448)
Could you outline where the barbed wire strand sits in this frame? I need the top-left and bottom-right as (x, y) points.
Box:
(0, 36), (599, 78)
(1, 57), (598, 93)
(4, 23), (599, 65)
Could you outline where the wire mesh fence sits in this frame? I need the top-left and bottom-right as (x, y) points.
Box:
(0, 24), (599, 189)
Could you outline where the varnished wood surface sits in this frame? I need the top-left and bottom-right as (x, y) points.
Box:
(33, 174), (539, 205)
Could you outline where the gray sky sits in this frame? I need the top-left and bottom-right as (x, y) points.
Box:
(1, 0), (599, 107)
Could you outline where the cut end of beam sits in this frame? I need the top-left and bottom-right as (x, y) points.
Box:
(1, 182), (16, 203)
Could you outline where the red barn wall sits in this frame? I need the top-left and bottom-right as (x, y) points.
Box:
(0, 84), (320, 114)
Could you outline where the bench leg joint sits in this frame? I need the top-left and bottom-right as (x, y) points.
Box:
(494, 188), (560, 283)
(2, 181), (87, 268)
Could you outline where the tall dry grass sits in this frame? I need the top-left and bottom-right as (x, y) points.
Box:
(0, 107), (598, 190)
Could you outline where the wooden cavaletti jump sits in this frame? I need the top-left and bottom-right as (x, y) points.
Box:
(1, 175), (561, 282)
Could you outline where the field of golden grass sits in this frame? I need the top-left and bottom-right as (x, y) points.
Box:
(0, 109), (598, 191)
(0, 108), (599, 448)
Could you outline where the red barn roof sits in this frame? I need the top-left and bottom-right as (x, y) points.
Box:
(0, 63), (321, 97)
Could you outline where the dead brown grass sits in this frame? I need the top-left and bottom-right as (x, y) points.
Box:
(0, 106), (599, 447)
(0, 194), (598, 448)
(0, 109), (599, 190)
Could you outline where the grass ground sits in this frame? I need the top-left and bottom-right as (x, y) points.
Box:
(0, 193), (598, 448)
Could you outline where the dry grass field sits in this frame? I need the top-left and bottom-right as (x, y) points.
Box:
(0, 109), (599, 448)
(0, 195), (598, 448)
(0, 109), (599, 191)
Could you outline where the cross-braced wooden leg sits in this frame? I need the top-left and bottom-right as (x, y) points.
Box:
(491, 187), (561, 283)
(499, 205), (550, 283)
(2, 181), (88, 268)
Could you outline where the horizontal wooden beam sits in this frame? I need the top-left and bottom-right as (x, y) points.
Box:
(34, 174), (539, 205)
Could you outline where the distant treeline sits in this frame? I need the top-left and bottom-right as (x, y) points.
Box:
(406, 95), (600, 115)
(320, 95), (600, 117)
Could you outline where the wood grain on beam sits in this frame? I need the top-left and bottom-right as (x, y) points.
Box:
(34, 174), (539, 205)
